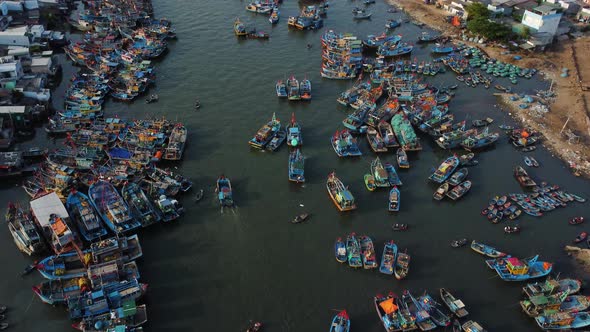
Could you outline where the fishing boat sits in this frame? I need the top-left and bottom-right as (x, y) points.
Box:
(433, 183), (449, 201)
(392, 224), (408, 231)
(402, 290), (436, 330)
(276, 80), (287, 97)
(393, 149), (408, 170)
(569, 217), (584, 225)
(394, 251), (410, 280)
(459, 152), (476, 166)
(249, 113), (281, 149)
(269, 10), (279, 24)
(504, 225), (521, 234)
(488, 255), (552, 281)
(371, 157), (391, 187)
(461, 130), (499, 151)
(429, 155), (459, 183)
(66, 190), (108, 242)
(377, 121), (399, 148)
(331, 130), (362, 157)
(287, 113), (302, 147)
(364, 174), (377, 191)
(299, 79), (311, 100)
(514, 166), (537, 188)
(574, 232), (588, 243)
(163, 124), (187, 160)
(154, 194), (183, 222)
(374, 293), (405, 332)
(451, 238), (468, 248)
(287, 75), (300, 101)
(462, 320), (487, 332)
(470, 241), (507, 258)
(329, 310), (350, 332)
(33, 278), (147, 306)
(432, 46), (456, 54)
(367, 127), (388, 153)
(216, 176), (234, 207)
(288, 149), (305, 183)
(360, 235), (378, 269)
(446, 180), (472, 200)
(385, 19), (401, 29)
(388, 187), (400, 212)
(88, 180), (140, 235)
(418, 32), (439, 43)
(346, 233), (362, 268)
(246, 321), (263, 332)
(440, 288), (468, 318)
(121, 183), (161, 227)
(5, 203), (45, 256)
(384, 162), (402, 186)
(353, 10), (372, 19)
(234, 18), (248, 36)
(335, 238), (347, 263)
(521, 290), (588, 317)
(266, 127), (287, 151)
(535, 311), (590, 330)
(379, 241), (397, 275)
(447, 168), (468, 186)
(418, 294), (451, 327)
(523, 278), (582, 298)
(291, 213), (310, 224)
(326, 172), (357, 211)
(529, 157), (540, 167)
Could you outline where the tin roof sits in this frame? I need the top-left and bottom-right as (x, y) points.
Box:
(30, 192), (69, 228)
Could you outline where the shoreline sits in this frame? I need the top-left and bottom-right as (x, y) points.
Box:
(387, 0), (590, 179)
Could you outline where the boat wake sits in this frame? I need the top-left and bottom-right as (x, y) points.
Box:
(221, 206), (239, 215)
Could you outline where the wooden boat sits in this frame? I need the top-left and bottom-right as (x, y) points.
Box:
(379, 241), (397, 275)
(504, 225), (521, 234)
(71, 300), (147, 330)
(66, 190), (108, 242)
(402, 290), (436, 330)
(5, 203), (44, 256)
(353, 11), (372, 19)
(331, 130), (362, 157)
(392, 223), (408, 231)
(395, 296), (419, 331)
(433, 183), (449, 201)
(288, 149), (305, 183)
(269, 10), (279, 24)
(329, 310), (350, 332)
(266, 128), (287, 151)
(524, 278), (582, 298)
(250, 113), (281, 149)
(286, 113), (302, 147)
(246, 321), (263, 332)
(447, 168), (468, 186)
(472, 118), (493, 128)
(529, 157), (540, 167)
(367, 127), (388, 153)
(535, 311), (590, 330)
(377, 121), (399, 148)
(574, 232), (588, 243)
(569, 216), (584, 225)
(346, 233), (362, 268)
(234, 18), (248, 36)
(440, 288), (468, 318)
(429, 156), (459, 183)
(300, 79), (312, 100)
(122, 183), (161, 227)
(276, 80), (287, 98)
(462, 320), (487, 332)
(287, 75), (300, 101)
(88, 180), (140, 234)
(394, 251), (410, 280)
(291, 213), (309, 224)
(384, 162), (402, 186)
(396, 148), (409, 169)
(163, 124), (187, 160)
(388, 186), (400, 212)
(450, 238), (468, 248)
(418, 294), (451, 327)
(360, 235), (378, 269)
(374, 293), (404, 331)
(334, 238), (347, 263)
(452, 319), (462, 332)
(216, 176), (234, 207)
(326, 172), (357, 211)
(446, 180), (471, 200)
(154, 194), (183, 222)
(488, 255), (552, 281)
(247, 30), (269, 39)
(364, 174), (376, 191)
(514, 166), (537, 187)
(470, 240), (507, 258)
(33, 278), (146, 306)
(459, 152), (476, 166)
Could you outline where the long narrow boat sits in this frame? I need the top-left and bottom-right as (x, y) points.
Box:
(374, 293), (404, 332)
(72, 302), (148, 331)
(514, 165), (537, 188)
(288, 149), (305, 183)
(287, 75), (301, 101)
(440, 288), (469, 318)
(88, 180), (141, 234)
(329, 310), (350, 332)
(377, 121), (399, 148)
(418, 294), (451, 327)
(488, 255), (552, 281)
(429, 155), (459, 183)
(433, 183), (449, 201)
(396, 148), (409, 169)
(446, 180), (472, 200)
(122, 183), (161, 227)
(367, 127), (388, 153)
(326, 172), (357, 211)
(335, 238), (347, 263)
(523, 278), (582, 298)
(394, 251), (410, 280)
(402, 290), (436, 331)
(384, 162), (402, 186)
(66, 190), (109, 242)
(300, 78), (312, 100)
(216, 175), (234, 207)
(359, 235), (378, 269)
(163, 124), (187, 160)
(470, 240), (507, 258)
(33, 278), (147, 306)
(286, 113), (302, 147)
(276, 80), (287, 97)
(535, 311), (590, 330)
(346, 233), (362, 268)
(388, 186), (400, 212)
(249, 113), (281, 149)
(5, 203), (45, 255)
(379, 241), (397, 275)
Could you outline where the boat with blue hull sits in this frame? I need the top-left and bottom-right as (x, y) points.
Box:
(429, 155), (459, 183)
(384, 162), (402, 186)
(470, 240), (507, 258)
(335, 238), (347, 263)
(342, 102), (373, 131)
(331, 130), (362, 157)
(288, 149), (305, 183)
(216, 176), (234, 207)
(300, 79), (312, 100)
(374, 293), (404, 332)
(276, 80), (287, 97)
(155, 195), (184, 222)
(378, 43), (414, 57)
(89, 180), (141, 234)
(66, 191), (108, 242)
(535, 311), (590, 330)
(249, 113), (281, 149)
(72, 302), (148, 331)
(6, 203), (45, 256)
(329, 310), (350, 332)
(379, 241), (397, 275)
(389, 186), (400, 212)
(431, 46), (457, 54)
(418, 294), (451, 327)
(121, 183), (161, 228)
(286, 113), (302, 147)
(371, 157), (391, 188)
(489, 255), (552, 281)
(461, 129), (499, 151)
(403, 291), (437, 331)
(346, 233), (362, 268)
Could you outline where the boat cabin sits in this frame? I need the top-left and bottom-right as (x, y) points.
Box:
(505, 257), (529, 275)
(336, 190), (355, 208)
(30, 192), (77, 253)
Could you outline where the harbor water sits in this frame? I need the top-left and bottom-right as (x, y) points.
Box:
(0, 0), (589, 331)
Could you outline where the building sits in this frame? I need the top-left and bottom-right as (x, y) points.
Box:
(0, 26), (30, 46)
(0, 56), (23, 87)
(522, 5), (563, 36)
(578, 7), (590, 22)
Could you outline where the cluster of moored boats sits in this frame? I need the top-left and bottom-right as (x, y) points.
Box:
(430, 154), (478, 201)
(276, 75), (312, 101)
(288, 3), (326, 30)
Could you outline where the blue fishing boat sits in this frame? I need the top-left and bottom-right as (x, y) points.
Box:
(88, 180), (141, 234)
(6, 203), (45, 256)
(286, 113), (302, 147)
(121, 183), (161, 227)
(417, 32), (439, 43)
(288, 148), (305, 183)
(377, 43), (414, 57)
(535, 311), (590, 330)
(33, 278), (147, 306)
(249, 113), (281, 149)
(489, 255), (552, 281)
(385, 19), (401, 29)
(384, 162), (403, 186)
(329, 310), (350, 332)
(371, 157), (391, 187)
(374, 293), (404, 332)
(461, 129), (499, 151)
(363, 33), (401, 49)
(346, 233), (362, 268)
(334, 237), (347, 263)
(470, 240), (507, 258)
(331, 130), (362, 157)
(154, 194), (183, 222)
(379, 240), (397, 275)
(417, 294), (451, 327)
(266, 128), (287, 151)
(276, 80), (287, 97)
(269, 9), (279, 24)
(73, 302), (148, 331)
(287, 75), (300, 101)
(66, 190), (108, 242)
(389, 186), (400, 212)
(342, 102), (373, 131)
(403, 290), (437, 331)
(428, 155), (459, 183)
(431, 46), (456, 54)
(216, 176), (234, 207)
(300, 79), (312, 100)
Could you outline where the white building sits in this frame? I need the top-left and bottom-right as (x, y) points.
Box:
(0, 26), (30, 47)
(0, 56), (23, 82)
(522, 5), (563, 36)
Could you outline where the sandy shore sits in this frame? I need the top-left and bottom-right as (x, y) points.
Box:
(387, 0), (590, 178)
(565, 245), (590, 273)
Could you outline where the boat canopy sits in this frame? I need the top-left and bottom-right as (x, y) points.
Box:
(379, 298), (398, 314)
(30, 192), (69, 228)
(453, 300), (465, 308)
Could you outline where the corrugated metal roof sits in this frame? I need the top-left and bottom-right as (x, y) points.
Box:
(30, 192), (69, 228)
(0, 106), (25, 114)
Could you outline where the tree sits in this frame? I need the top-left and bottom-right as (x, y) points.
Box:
(465, 2), (490, 21)
(466, 17), (511, 40)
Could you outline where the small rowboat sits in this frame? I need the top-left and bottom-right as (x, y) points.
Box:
(433, 183), (449, 201)
(364, 174), (376, 191)
(570, 217), (584, 225)
(291, 213), (310, 224)
(451, 238), (467, 248)
(246, 321), (262, 332)
(392, 223), (408, 231)
(574, 232), (588, 243)
(504, 226), (520, 234)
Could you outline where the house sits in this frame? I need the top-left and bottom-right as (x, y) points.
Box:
(30, 56), (57, 75)
(0, 56), (23, 87)
(442, 0), (469, 19)
(522, 5), (563, 36)
(546, 0), (581, 15)
(0, 26), (30, 46)
(14, 75), (50, 102)
(578, 7), (590, 22)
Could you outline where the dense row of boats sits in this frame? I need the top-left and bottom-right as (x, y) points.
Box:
(276, 75), (312, 101)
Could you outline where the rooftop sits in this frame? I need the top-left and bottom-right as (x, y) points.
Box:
(534, 4), (559, 14)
